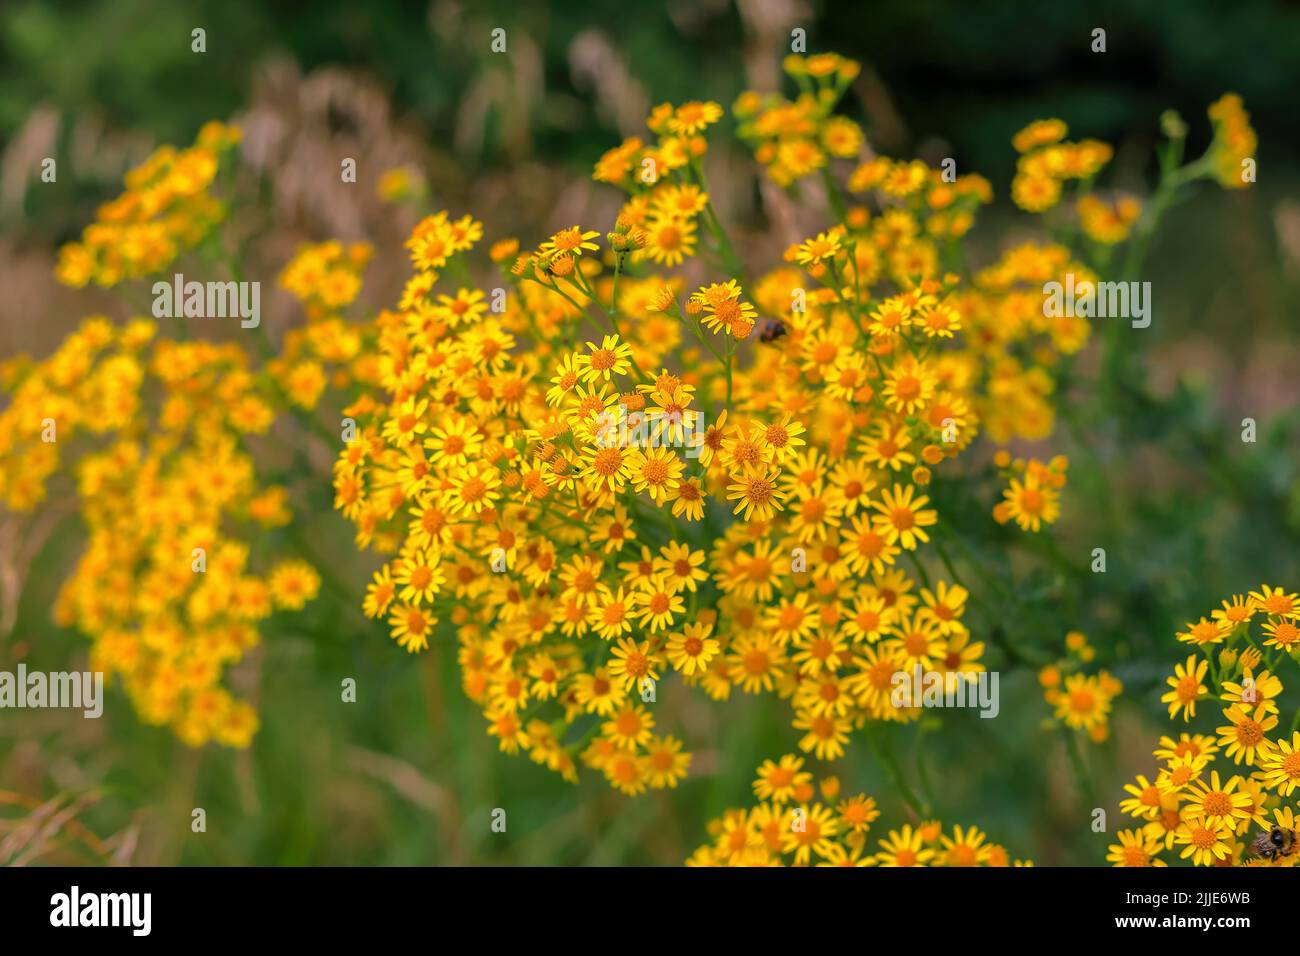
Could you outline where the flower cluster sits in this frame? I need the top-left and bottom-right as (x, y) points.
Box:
(1, 315), (319, 746)
(1114, 585), (1300, 866)
(54, 122), (241, 288)
(1010, 118), (1113, 213)
(329, 53), (1122, 806)
(993, 453), (1068, 533)
(732, 53), (863, 186)
(688, 755), (1030, 866)
(3, 47), (1262, 865)
(1206, 93), (1258, 190)
(1039, 630), (1123, 743)
(1076, 194), (1142, 245)
(278, 240), (372, 320)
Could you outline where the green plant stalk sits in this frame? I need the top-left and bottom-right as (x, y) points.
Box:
(1062, 726), (1097, 809)
(865, 721), (927, 817)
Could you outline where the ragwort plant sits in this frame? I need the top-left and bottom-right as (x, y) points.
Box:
(1, 52), (1259, 865)
(1110, 584), (1300, 867)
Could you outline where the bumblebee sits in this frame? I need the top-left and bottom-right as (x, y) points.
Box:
(1251, 824), (1297, 862)
(757, 318), (788, 343)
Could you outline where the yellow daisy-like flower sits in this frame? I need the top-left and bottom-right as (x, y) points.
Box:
(999, 476), (1060, 532)
(881, 360), (935, 415)
(1262, 616), (1300, 652)
(781, 803), (840, 865)
(1220, 666), (1283, 715)
(1153, 733), (1220, 765)
(655, 541), (708, 593)
(727, 465), (788, 522)
(424, 416), (483, 467)
(1154, 753), (1207, 795)
(1054, 673), (1110, 732)
(668, 100), (723, 136)
(1173, 817), (1233, 867)
(792, 710), (852, 760)
(576, 335), (634, 384)
(919, 580), (968, 636)
(608, 636), (662, 691)
(540, 225), (600, 259)
(643, 215), (697, 267)
(794, 229), (843, 266)
(626, 446), (684, 504)
(587, 585), (636, 640)
(938, 825), (993, 867)
(1249, 584), (1298, 619)
(1176, 616), (1227, 646)
(644, 735), (691, 789)
(1107, 828), (1167, 867)
(873, 824), (936, 867)
(444, 464), (501, 516)
(1160, 655), (1208, 721)
(392, 548), (445, 605)
(758, 414), (806, 466)
(633, 574), (685, 632)
(1257, 731), (1300, 796)
(581, 443), (634, 494)
(699, 292), (757, 338)
(870, 483), (937, 550)
(268, 560), (321, 611)
(1012, 118), (1068, 154)
(1215, 703), (1278, 766)
(387, 603), (436, 653)
(666, 622), (719, 676)
(1120, 774), (1166, 822)
(753, 754), (811, 804)
(836, 794), (880, 833)
(1211, 593), (1256, 629)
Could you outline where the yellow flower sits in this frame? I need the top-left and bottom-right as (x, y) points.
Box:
(668, 100), (723, 136)
(667, 623), (719, 676)
(727, 466), (788, 522)
(1257, 731), (1300, 796)
(873, 824), (936, 867)
(1013, 118), (1068, 154)
(1215, 703), (1278, 765)
(1107, 829), (1167, 867)
(999, 475), (1061, 532)
(268, 560), (321, 611)
(870, 483), (937, 550)
(1174, 817), (1233, 866)
(540, 226), (600, 259)
(1054, 673), (1112, 732)
(1161, 655), (1208, 721)
(576, 335), (634, 384)
(753, 754), (811, 804)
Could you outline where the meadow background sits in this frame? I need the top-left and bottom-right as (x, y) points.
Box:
(2, 0), (1299, 865)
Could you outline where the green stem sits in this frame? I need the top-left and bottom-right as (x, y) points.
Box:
(820, 167), (848, 222)
(1062, 727), (1097, 809)
(724, 335), (734, 411)
(904, 549), (932, 590)
(568, 270), (653, 385)
(864, 721), (926, 817)
(914, 723), (937, 812)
